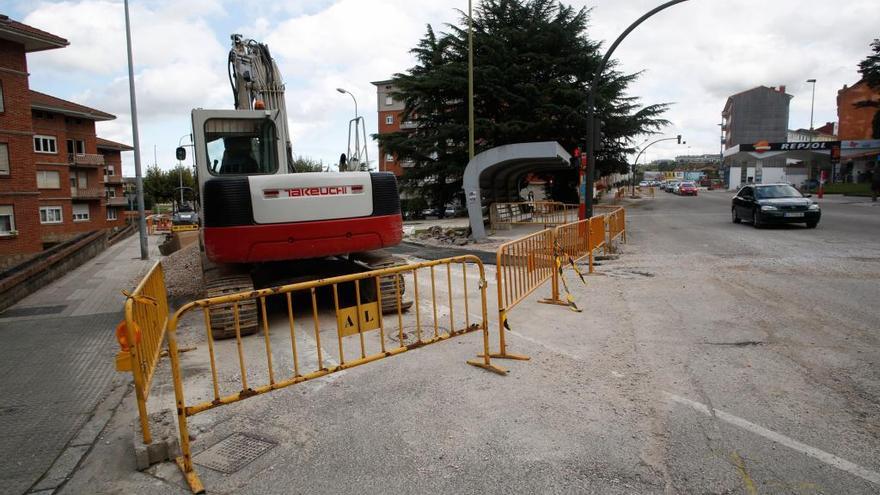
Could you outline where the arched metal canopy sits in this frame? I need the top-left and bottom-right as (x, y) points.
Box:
(463, 141), (572, 240)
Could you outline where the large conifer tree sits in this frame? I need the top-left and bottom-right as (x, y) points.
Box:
(376, 0), (669, 208)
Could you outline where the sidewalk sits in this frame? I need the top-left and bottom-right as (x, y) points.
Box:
(0, 232), (158, 495)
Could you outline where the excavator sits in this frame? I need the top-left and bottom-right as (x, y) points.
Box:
(177, 35), (407, 338)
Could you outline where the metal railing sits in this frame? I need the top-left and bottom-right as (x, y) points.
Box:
(489, 201), (579, 229)
(492, 229), (555, 360)
(70, 187), (105, 199)
(165, 255), (504, 493)
(116, 261), (169, 444)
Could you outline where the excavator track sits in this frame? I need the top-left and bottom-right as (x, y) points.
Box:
(351, 252), (413, 314)
(202, 254), (260, 340)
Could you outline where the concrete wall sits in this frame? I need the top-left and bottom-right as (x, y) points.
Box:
(0, 230), (107, 312)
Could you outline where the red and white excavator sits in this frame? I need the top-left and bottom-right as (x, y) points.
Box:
(178, 35), (406, 338)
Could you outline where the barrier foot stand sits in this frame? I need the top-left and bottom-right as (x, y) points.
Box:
(175, 457), (205, 494)
(467, 359), (509, 375)
(538, 297), (568, 306)
(481, 352), (531, 361)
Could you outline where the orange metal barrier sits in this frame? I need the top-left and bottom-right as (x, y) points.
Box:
(165, 255), (503, 493)
(116, 261), (169, 444)
(542, 215), (606, 305)
(492, 229), (555, 360)
(606, 206), (627, 245)
(490, 201), (579, 228)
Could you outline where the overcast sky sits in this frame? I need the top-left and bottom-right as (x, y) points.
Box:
(6, 0), (877, 175)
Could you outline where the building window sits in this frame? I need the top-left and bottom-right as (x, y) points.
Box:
(106, 166), (115, 176)
(106, 207), (118, 221)
(385, 95), (393, 106)
(385, 153), (394, 162)
(34, 135), (57, 154)
(39, 206), (63, 224)
(385, 115), (393, 125)
(66, 139), (85, 155)
(106, 187), (116, 198)
(0, 205), (14, 235)
(0, 143), (8, 175)
(37, 170), (61, 189)
(77, 170), (88, 188)
(72, 203), (90, 222)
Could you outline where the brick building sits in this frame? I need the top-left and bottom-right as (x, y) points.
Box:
(371, 79), (416, 176)
(837, 80), (880, 140)
(0, 15), (131, 267)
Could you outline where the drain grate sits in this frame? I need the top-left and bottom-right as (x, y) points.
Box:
(0, 305), (67, 318)
(387, 324), (451, 344)
(194, 433), (276, 474)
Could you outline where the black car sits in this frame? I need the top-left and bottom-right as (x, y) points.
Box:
(731, 183), (820, 228)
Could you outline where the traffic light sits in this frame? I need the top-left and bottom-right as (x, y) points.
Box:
(677, 135), (682, 144)
(593, 117), (604, 150)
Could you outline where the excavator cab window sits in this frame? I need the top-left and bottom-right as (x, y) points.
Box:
(204, 118), (278, 176)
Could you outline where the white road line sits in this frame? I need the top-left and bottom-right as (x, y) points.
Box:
(665, 392), (880, 486)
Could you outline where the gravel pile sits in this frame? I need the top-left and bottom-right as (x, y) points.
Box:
(161, 242), (203, 301)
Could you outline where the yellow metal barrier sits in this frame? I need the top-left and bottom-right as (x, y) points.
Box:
(171, 224), (199, 232)
(492, 229), (555, 360)
(165, 255), (504, 493)
(116, 261), (169, 445)
(542, 215), (606, 305)
(489, 201), (579, 229)
(606, 206), (627, 244)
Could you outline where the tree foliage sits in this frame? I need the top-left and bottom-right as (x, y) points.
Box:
(376, 0), (669, 208)
(143, 164), (196, 205)
(291, 156), (328, 172)
(857, 38), (880, 138)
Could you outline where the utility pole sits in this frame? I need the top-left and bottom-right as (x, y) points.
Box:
(468, 0), (475, 160)
(583, 0), (689, 219)
(124, 0), (148, 260)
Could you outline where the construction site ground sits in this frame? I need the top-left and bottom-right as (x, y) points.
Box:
(12, 191), (880, 494)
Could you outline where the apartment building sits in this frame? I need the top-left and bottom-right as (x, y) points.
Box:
(0, 15), (131, 267)
(371, 79), (417, 176)
(722, 85), (792, 149)
(98, 137), (132, 228)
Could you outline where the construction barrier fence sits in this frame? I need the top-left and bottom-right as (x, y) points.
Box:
(491, 228), (558, 360)
(165, 255), (504, 493)
(116, 261), (169, 444)
(489, 201), (579, 229)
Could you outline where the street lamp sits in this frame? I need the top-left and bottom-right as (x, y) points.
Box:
(631, 135), (685, 196)
(806, 78), (817, 137)
(583, 0), (690, 219)
(336, 87), (368, 171)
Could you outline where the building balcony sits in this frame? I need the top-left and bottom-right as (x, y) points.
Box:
(103, 174), (124, 184)
(70, 187), (105, 200)
(68, 153), (105, 167)
(399, 121), (418, 130)
(400, 159), (416, 168)
(106, 196), (128, 206)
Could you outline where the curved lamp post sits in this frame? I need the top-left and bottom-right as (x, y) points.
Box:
(583, 0), (690, 218)
(630, 135), (684, 196)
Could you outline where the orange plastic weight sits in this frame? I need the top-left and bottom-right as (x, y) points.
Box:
(115, 320), (142, 351)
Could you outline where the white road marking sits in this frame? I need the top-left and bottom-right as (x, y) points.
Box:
(665, 392), (880, 486)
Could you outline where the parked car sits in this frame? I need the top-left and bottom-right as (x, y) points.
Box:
(731, 183), (820, 228)
(667, 181), (681, 193)
(678, 181), (698, 196)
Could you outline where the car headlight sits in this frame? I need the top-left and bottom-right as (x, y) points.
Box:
(808, 203), (820, 210)
(760, 205), (777, 211)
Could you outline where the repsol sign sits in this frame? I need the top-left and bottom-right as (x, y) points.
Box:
(740, 140), (840, 152)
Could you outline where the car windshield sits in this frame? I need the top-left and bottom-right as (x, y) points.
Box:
(682, 182), (695, 187)
(756, 184), (802, 199)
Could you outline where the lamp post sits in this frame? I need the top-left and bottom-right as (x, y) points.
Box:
(124, 0), (148, 259)
(583, 0), (689, 219)
(631, 135), (684, 196)
(806, 79), (816, 137)
(336, 87), (368, 171)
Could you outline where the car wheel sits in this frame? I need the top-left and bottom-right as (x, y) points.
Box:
(752, 209), (762, 228)
(732, 207), (741, 224)
(806, 220), (818, 229)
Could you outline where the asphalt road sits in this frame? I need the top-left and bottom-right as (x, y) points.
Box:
(62, 191), (880, 494)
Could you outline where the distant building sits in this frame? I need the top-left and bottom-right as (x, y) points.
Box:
(787, 128), (836, 142)
(0, 15), (132, 268)
(371, 79), (416, 176)
(674, 153), (721, 165)
(722, 85), (792, 149)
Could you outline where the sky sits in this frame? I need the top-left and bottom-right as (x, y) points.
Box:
(4, 0), (877, 175)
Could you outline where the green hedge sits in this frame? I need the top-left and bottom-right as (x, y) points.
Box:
(821, 183), (871, 196)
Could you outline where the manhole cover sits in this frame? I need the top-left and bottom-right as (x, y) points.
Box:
(387, 324), (451, 344)
(194, 433), (276, 474)
(0, 305), (67, 318)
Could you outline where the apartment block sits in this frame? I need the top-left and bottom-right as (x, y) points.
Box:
(371, 79), (416, 176)
(722, 85), (792, 149)
(0, 15), (131, 267)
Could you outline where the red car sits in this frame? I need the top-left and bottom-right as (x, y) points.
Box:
(678, 181), (698, 196)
